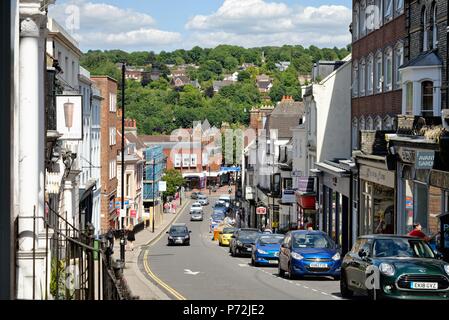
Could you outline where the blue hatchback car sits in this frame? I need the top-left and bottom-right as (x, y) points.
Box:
(251, 234), (285, 267)
(278, 230), (341, 280)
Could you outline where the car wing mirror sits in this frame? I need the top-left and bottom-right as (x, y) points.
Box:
(189, 230), (192, 233)
(358, 249), (367, 259)
(166, 231), (169, 234)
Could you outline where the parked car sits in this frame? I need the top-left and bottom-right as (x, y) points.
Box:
(340, 235), (449, 300)
(251, 234), (285, 267)
(278, 230), (341, 280)
(213, 201), (228, 215)
(219, 195), (231, 208)
(218, 227), (237, 246)
(190, 202), (203, 213)
(166, 223), (191, 246)
(197, 194), (209, 206)
(229, 228), (261, 257)
(190, 211), (203, 222)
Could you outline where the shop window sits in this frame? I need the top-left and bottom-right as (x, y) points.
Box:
(414, 182), (429, 232)
(361, 181), (395, 235)
(421, 81), (434, 117)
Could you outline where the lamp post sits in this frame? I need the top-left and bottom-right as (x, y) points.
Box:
(152, 156), (155, 233)
(120, 62), (126, 262)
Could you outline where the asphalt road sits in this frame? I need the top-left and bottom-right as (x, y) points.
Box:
(139, 196), (343, 300)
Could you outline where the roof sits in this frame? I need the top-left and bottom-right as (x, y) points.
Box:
(400, 50), (443, 69)
(125, 132), (146, 149)
(266, 99), (305, 139)
(213, 80), (234, 91)
(139, 135), (172, 143)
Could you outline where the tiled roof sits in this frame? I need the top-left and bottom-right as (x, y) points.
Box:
(266, 99), (305, 139)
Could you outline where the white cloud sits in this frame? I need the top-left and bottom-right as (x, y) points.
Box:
(48, 0), (181, 51)
(185, 0), (351, 48)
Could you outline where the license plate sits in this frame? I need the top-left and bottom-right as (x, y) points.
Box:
(175, 240), (183, 244)
(411, 282), (438, 290)
(309, 263), (328, 268)
(268, 260), (278, 264)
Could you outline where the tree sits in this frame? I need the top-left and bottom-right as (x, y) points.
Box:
(162, 169), (185, 197)
(237, 70), (251, 82)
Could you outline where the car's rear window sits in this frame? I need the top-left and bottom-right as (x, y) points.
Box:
(373, 238), (435, 258)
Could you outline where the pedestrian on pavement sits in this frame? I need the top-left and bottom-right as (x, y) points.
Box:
(172, 202), (177, 214)
(126, 224), (136, 251)
(408, 223), (433, 242)
(106, 227), (115, 254)
(306, 219), (314, 231)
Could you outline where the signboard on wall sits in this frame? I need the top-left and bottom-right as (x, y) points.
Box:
(56, 95), (83, 140)
(297, 177), (314, 193)
(159, 181), (167, 192)
(416, 151), (435, 169)
(359, 166), (395, 188)
(281, 190), (295, 204)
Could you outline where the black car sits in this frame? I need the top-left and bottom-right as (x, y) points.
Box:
(166, 223), (191, 246)
(190, 192), (200, 199)
(229, 228), (261, 257)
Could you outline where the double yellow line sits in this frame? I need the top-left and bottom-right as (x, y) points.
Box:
(141, 200), (189, 300)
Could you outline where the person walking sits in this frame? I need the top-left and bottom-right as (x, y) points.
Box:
(126, 224), (136, 251)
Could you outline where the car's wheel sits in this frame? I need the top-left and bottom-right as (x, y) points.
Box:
(230, 247), (235, 257)
(340, 272), (354, 299)
(333, 275), (341, 281)
(278, 262), (285, 278)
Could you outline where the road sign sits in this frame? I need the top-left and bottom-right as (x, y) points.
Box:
(256, 207), (267, 215)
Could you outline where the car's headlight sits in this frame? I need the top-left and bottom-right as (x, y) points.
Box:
(379, 263), (395, 276)
(257, 249), (268, 254)
(237, 241), (242, 246)
(291, 252), (304, 260)
(332, 253), (341, 261)
(168, 236), (173, 240)
(444, 265), (449, 276)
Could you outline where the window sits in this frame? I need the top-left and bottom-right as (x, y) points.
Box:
(360, 58), (366, 96)
(406, 82), (414, 114)
(360, 116), (366, 131)
(352, 118), (359, 150)
(182, 154), (190, 167)
(174, 154), (181, 168)
(352, 61), (359, 97)
(384, 47), (393, 91)
(396, 0), (404, 15)
(109, 93), (117, 112)
(367, 54), (374, 95)
(109, 127), (116, 146)
(365, 2), (375, 33)
(432, 4), (438, 49)
(367, 116), (374, 130)
(375, 0), (383, 29)
(109, 160), (116, 180)
(422, 7), (429, 52)
(384, 0), (393, 22)
(383, 115), (394, 130)
(374, 116), (382, 130)
(375, 51), (383, 93)
(394, 43), (404, 89)
(353, 4), (360, 40)
(284, 178), (293, 190)
(190, 154), (197, 167)
(360, 0), (366, 37)
(421, 81), (434, 117)
(126, 174), (131, 197)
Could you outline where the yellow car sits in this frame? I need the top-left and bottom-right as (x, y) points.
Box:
(218, 227), (237, 246)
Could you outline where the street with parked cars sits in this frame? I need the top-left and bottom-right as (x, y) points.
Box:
(139, 194), (449, 300)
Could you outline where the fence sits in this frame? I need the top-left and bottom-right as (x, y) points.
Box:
(15, 205), (136, 300)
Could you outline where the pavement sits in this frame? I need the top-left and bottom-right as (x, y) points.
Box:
(112, 196), (191, 300)
(136, 194), (344, 300)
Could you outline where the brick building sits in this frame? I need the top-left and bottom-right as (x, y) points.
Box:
(91, 76), (119, 232)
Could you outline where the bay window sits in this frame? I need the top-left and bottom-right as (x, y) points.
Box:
(421, 81), (434, 117)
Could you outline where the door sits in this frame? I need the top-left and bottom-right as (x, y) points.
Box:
(352, 240), (372, 291)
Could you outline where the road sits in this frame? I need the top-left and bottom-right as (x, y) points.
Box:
(138, 196), (343, 300)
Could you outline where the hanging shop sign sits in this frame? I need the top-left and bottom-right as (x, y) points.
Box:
(256, 207), (267, 215)
(56, 95), (83, 140)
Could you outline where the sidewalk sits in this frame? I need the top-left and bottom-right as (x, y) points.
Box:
(112, 197), (189, 300)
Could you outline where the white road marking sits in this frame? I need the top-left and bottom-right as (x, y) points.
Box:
(303, 286), (309, 289)
(238, 264), (249, 267)
(184, 269), (200, 275)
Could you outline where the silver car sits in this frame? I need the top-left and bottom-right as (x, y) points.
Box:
(190, 211), (203, 221)
(197, 195), (209, 206)
(190, 202), (203, 212)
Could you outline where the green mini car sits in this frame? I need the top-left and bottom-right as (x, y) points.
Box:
(340, 235), (449, 300)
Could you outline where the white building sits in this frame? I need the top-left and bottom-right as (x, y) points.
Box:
(79, 66), (103, 235)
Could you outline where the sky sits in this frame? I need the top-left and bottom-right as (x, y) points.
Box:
(48, 0), (352, 53)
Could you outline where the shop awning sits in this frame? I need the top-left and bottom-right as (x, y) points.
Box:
(315, 162), (350, 177)
(206, 171), (222, 177)
(183, 172), (206, 178)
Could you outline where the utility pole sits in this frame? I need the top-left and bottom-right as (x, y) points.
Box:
(120, 63), (126, 262)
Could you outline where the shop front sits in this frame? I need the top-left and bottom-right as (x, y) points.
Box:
(315, 161), (354, 254)
(358, 163), (396, 236)
(391, 141), (443, 237)
(296, 192), (316, 230)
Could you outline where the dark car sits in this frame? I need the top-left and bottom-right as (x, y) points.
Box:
(278, 230), (341, 280)
(191, 192), (202, 199)
(340, 235), (449, 300)
(229, 228), (261, 257)
(166, 223), (191, 246)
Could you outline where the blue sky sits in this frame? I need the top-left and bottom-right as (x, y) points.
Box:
(49, 0), (352, 52)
